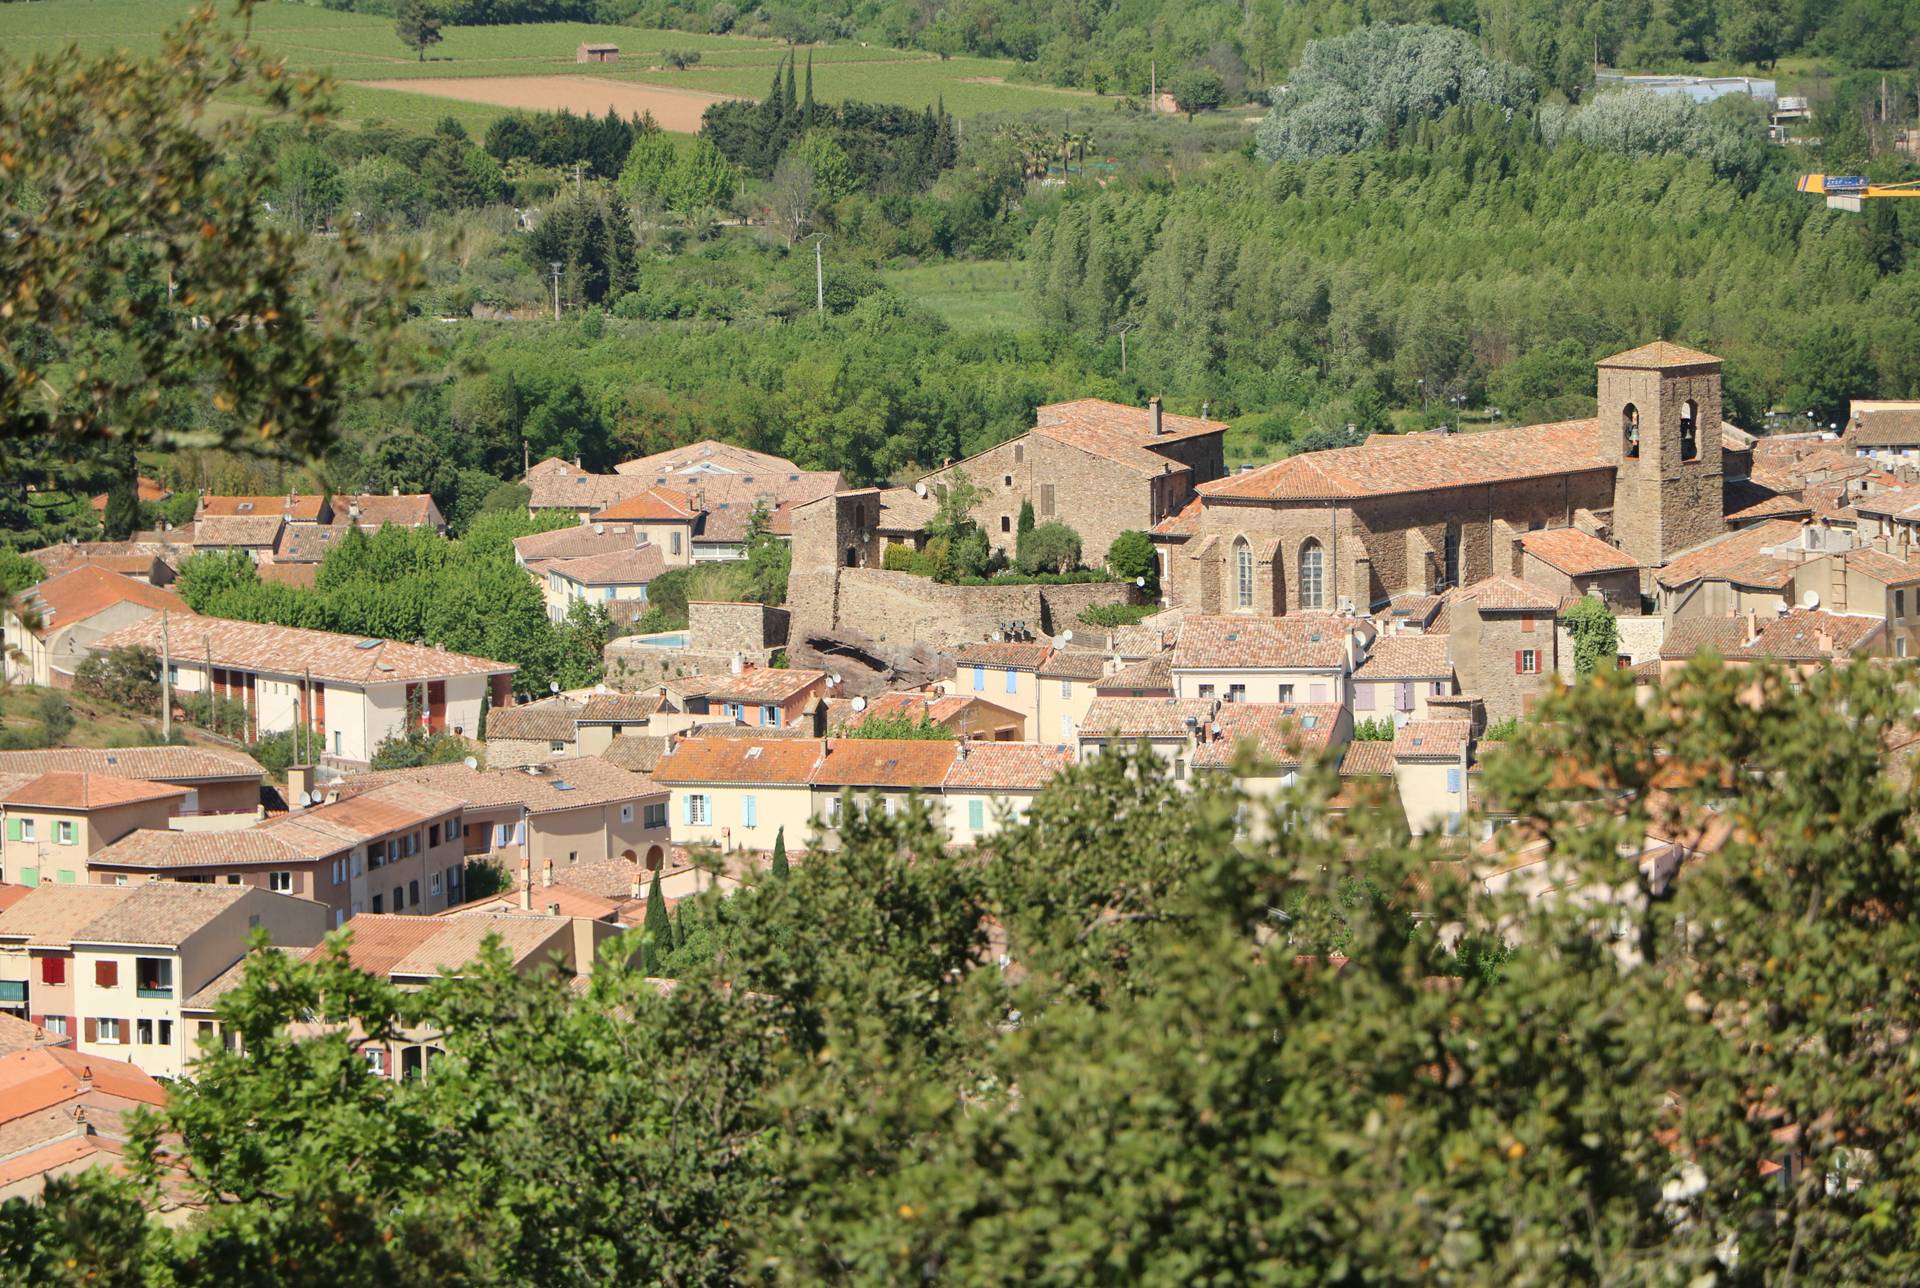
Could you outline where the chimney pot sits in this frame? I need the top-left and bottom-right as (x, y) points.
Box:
(542, 858), (554, 888)
(1149, 395), (1164, 436)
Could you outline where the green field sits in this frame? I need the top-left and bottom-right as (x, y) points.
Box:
(0, 0), (1097, 130)
(883, 261), (1031, 332)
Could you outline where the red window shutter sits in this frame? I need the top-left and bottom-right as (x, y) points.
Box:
(95, 960), (117, 988)
(1514, 650), (1524, 674)
(28, 1013), (40, 1028)
(83, 1017), (97, 1044)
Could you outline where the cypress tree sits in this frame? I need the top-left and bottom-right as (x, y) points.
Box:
(781, 52), (797, 122)
(1018, 500), (1035, 535)
(770, 826), (789, 879)
(802, 51), (815, 130)
(643, 869), (673, 973)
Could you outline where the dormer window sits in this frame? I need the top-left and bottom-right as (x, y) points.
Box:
(237, 501), (254, 512)
(1622, 403), (1640, 459)
(1680, 399), (1698, 461)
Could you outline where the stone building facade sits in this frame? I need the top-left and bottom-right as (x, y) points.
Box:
(1163, 343), (1732, 616)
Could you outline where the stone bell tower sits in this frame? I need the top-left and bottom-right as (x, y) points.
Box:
(1597, 341), (1725, 570)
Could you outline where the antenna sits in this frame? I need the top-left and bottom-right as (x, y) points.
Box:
(463, 756), (479, 770)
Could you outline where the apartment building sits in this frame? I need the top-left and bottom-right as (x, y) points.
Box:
(0, 883), (326, 1078)
(672, 666), (827, 731)
(0, 773), (190, 887)
(1350, 634), (1455, 728)
(89, 780), (471, 927)
(88, 614), (515, 766)
(1, 567), (187, 688)
(1171, 614), (1374, 708)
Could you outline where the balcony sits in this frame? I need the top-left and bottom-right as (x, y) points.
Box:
(136, 986), (174, 1000)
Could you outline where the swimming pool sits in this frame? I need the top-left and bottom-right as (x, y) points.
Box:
(631, 632), (687, 648)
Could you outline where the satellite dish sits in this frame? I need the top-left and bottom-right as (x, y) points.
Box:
(831, 674), (842, 685)
(463, 756), (479, 770)
(1801, 589), (1820, 610)
(914, 482), (928, 497)
(1060, 630), (1072, 644)
(550, 681), (560, 693)
(1136, 576), (1147, 588)
(596, 683), (608, 694)
(297, 790), (312, 807)
(852, 696), (867, 712)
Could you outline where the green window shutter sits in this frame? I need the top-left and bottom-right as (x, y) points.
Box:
(5, 817), (18, 842)
(968, 799), (984, 831)
(56, 870), (75, 884)
(17, 867), (36, 887)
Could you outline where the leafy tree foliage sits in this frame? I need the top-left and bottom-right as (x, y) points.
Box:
(1015, 519), (1082, 574)
(1255, 26), (1536, 161)
(74, 646), (160, 712)
(1105, 528), (1157, 593)
(843, 711), (955, 739)
(1352, 715), (1396, 740)
(395, 0), (445, 59)
(1168, 66), (1227, 120)
(1561, 594), (1620, 680)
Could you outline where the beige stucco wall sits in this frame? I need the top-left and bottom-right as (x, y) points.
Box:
(941, 789), (1038, 844)
(668, 782), (812, 853)
(4, 797), (183, 887)
(1172, 666), (1347, 706)
(947, 665), (1040, 728)
(1035, 675), (1099, 745)
(1393, 759), (1468, 837)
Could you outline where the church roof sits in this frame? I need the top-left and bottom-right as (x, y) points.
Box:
(1200, 420), (1605, 503)
(1597, 341), (1723, 369)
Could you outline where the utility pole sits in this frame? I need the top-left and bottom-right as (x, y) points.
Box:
(813, 235), (825, 315)
(549, 261), (563, 322)
(159, 612), (172, 741)
(1115, 319), (1137, 374)
(1150, 60), (1156, 111)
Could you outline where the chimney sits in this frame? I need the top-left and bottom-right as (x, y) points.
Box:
(547, 902), (561, 916)
(348, 499), (361, 522)
(574, 456), (582, 469)
(729, 651), (745, 676)
(630, 869), (642, 899)
(1744, 610), (1759, 645)
(520, 858), (532, 910)
(286, 764), (314, 811)
(1149, 395), (1164, 436)
(390, 486), (400, 497)
(1816, 627), (1834, 653)
(542, 858), (554, 888)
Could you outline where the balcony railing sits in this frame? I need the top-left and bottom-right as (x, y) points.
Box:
(136, 985), (173, 999)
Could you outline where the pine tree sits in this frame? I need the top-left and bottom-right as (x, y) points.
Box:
(1017, 500), (1035, 535)
(771, 827), (789, 879)
(801, 51), (815, 130)
(643, 869), (673, 973)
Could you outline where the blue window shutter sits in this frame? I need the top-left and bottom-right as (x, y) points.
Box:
(680, 794), (691, 825)
(743, 794), (757, 827)
(1446, 767), (1462, 794)
(1004, 670), (1017, 694)
(968, 799), (984, 831)
(972, 667), (984, 692)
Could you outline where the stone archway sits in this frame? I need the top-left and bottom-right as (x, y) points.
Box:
(645, 845), (664, 871)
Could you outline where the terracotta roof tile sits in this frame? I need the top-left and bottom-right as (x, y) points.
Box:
(1173, 615), (1359, 669)
(0, 1012), (64, 1057)
(1518, 528), (1637, 576)
(1095, 654), (1173, 694)
(592, 486), (698, 522)
(1736, 610), (1882, 660)
(680, 667), (826, 705)
(94, 614), (514, 685)
(273, 523), (353, 563)
(1201, 420), (1606, 501)
(580, 693), (662, 723)
(1597, 341), (1723, 369)
(199, 494), (328, 521)
(513, 523), (651, 562)
(952, 642), (1054, 672)
(17, 567), (186, 639)
(386, 911), (571, 977)
(1656, 521), (1804, 590)
(612, 440), (808, 479)
(190, 515), (286, 547)
(543, 545), (667, 588)
(0, 772), (188, 810)
(1191, 703), (1344, 769)
(342, 758), (662, 814)
(1080, 697), (1216, 738)
(1851, 409), (1920, 448)
(91, 827), (340, 871)
(1353, 634), (1452, 680)
(810, 739), (958, 789)
(1839, 547), (1920, 587)
(601, 735), (669, 773)
(1030, 400), (1227, 478)
(1393, 720), (1472, 761)
(0, 746), (262, 782)
(308, 913), (446, 976)
(0, 886), (137, 947)
(942, 742), (1072, 790)
(67, 883), (258, 947)
(340, 494), (442, 529)
(88, 477), (171, 511)
(526, 471), (654, 512)
(486, 697), (582, 743)
(1151, 497), (1202, 536)
(647, 738), (824, 786)
(1339, 740), (1397, 776)
(1659, 616), (1749, 660)
(1037, 649), (1109, 680)
(258, 563), (319, 589)
(0, 1046), (165, 1120)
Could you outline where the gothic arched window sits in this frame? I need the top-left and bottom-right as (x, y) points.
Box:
(1622, 403), (1640, 459)
(1299, 540), (1325, 610)
(1234, 537), (1253, 610)
(1680, 399), (1698, 461)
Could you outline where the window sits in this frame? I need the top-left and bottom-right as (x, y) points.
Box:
(550, 740), (566, 752)
(743, 794), (758, 828)
(1014, 444), (1024, 463)
(968, 799), (984, 831)
(670, 531), (682, 556)
(135, 958), (172, 998)
(1227, 684), (1247, 704)
(1234, 537), (1253, 610)
(1003, 474), (1013, 487)
(1004, 670), (1017, 695)
(158, 1019), (172, 1046)
(448, 817), (462, 841)
(371, 894), (383, 914)
(1446, 767), (1463, 795)
(1001, 516), (1011, 533)
(620, 804), (634, 824)
(404, 832), (418, 857)
(1299, 540), (1325, 610)
(764, 704), (780, 727)
(368, 841), (386, 871)
(44, 1015), (68, 1038)
(430, 824), (441, 848)
(1680, 399), (1698, 461)
(366, 1048), (388, 1076)
(494, 823), (511, 848)
(95, 961), (118, 988)
(17, 819), (32, 843)
(392, 886), (403, 910)
(54, 820), (75, 846)
(333, 730), (343, 755)
(409, 880), (419, 906)
(167, 663), (180, 686)
(824, 796), (842, 825)
(352, 852), (363, 877)
(138, 1018), (154, 1045)
(1040, 483), (1055, 517)
(1060, 679), (1072, 697)
(95, 1017), (122, 1045)
(1899, 637), (1910, 659)
(1622, 402), (1640, 458)
(1197, 684), (1215, 699)
(269, 871), (292, 894)
(1443, 524), (1461, 590)
(335, 909), (346, 928)
(1898, 590), (1907, 619)
(1516, 649), (1539, 675)
(40, 956), (64, 985)
(971, 667), (985, 692)
(687, 794), (711, 826)
(1355, 682), (1373, 711)
(604, 587), (617, 602)
(643, 802), (667, 829)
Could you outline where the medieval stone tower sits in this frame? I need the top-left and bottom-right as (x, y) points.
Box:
(1598, 341), (1726, 570)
